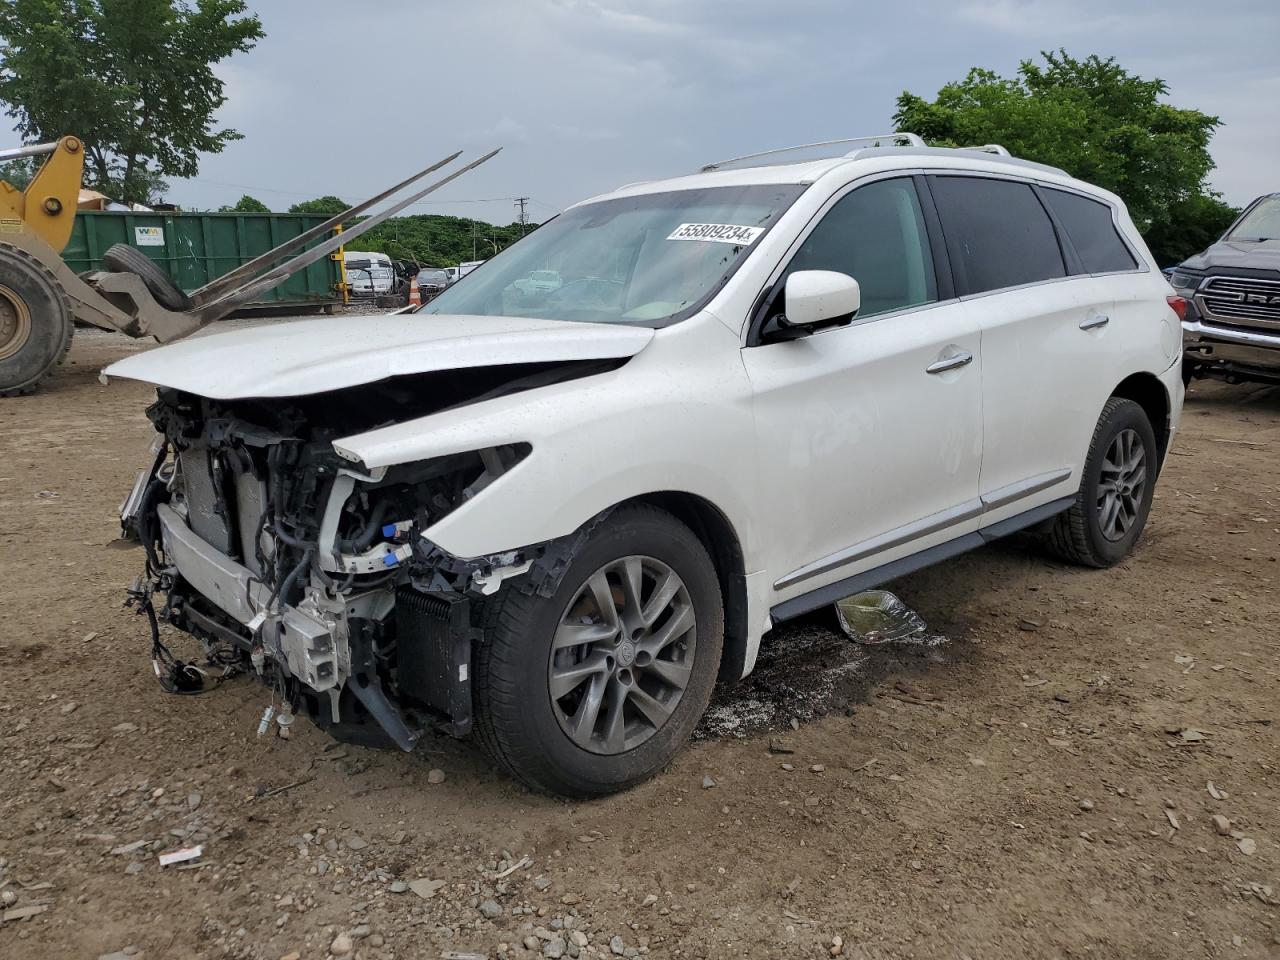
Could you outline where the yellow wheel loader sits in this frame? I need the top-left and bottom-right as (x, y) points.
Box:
(0, 136), (499, 396)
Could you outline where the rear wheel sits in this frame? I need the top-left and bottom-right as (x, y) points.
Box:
(102, 243), (190, 311)
(1046, 397), (1157, 567)
(473, 504), (723, 796)
(0, 246), (73, 397)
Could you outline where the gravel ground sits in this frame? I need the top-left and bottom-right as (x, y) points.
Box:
(1, 323), (1277, 960)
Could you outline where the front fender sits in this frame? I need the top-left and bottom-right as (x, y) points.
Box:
(332, 315), (760, 562)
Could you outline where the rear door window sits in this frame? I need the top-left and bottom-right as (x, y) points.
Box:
(929, 176), (1066, 296)
(1041, 188), (1138, 274)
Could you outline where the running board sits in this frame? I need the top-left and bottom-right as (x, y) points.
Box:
(770, 496), (1074, 623)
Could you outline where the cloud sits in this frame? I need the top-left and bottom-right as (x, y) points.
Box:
(3, 0), (1273, 216)
(953, 0), (1146, 36)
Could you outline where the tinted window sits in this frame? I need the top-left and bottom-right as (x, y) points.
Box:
(784, 178), (937, 318)
(1042, 189), (1137, 273)
(929, 176), (1065, 295)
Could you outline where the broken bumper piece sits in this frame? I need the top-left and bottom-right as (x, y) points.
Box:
(154, 503), (479, 750)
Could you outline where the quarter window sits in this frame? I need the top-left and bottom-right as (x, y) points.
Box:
(929, 176), (1066, 296)
(782, 178), (937, 319)
(1041, 188), (1138, 274)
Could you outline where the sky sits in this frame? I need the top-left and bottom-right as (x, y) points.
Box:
(12, 0), (1278, 223)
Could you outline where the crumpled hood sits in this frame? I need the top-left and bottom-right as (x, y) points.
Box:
(102, 313), (654, 399)
(1183, 238), (1280, 273)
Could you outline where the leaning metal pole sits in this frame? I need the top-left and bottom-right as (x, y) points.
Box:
(195, 148), (503, 321)
(188, 150), (463, 306)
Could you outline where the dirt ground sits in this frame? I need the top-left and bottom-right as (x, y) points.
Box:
(1, 327), (1277, 960)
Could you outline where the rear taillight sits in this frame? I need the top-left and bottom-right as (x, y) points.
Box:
(1167, 295), (1189, 322)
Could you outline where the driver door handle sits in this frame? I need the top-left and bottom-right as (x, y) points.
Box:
(926, 352), (974, 375)
(1080, 313), (1110, 330)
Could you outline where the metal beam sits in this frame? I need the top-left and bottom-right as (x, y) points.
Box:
(0, 142), (59, 163)
(196, 148), (502, 320)
(189, 150), (463, 306)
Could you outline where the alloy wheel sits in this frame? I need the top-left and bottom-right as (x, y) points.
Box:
(549, 555), (696, 755)
(1097, 427), (1147, 542)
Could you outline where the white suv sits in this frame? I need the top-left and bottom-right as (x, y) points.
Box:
(108, 135), (1184, 797)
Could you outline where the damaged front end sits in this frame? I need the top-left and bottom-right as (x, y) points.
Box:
(122, 372), (591, 750)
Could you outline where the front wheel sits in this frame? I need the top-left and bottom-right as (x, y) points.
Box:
(472, 504), (723, 797)
(1045, 396), (1158, 568)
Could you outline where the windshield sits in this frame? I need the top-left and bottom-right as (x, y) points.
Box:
(1228, 197), (1280, 241)
(423, 184), (805, 326)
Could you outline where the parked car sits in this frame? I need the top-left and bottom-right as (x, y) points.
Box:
(344, 250), (395, 298)
(1173, 192), (1280, 386)
(415, 268), (450, 298)
(442, 260), (485, 286)
(106, 134), (1183, 797)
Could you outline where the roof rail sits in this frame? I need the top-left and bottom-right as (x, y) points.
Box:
(843, 144), (1068, 178)
(964, 143), (1011, 156)
(700, 133), (926, 172)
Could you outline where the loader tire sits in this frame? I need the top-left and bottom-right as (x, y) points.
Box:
(0, 246), (73, 397)
(102, 243), (191, 311)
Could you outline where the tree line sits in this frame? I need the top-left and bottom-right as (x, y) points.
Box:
(215, 194), (532, 268)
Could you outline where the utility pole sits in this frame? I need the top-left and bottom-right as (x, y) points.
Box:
(514, 196), (530, 235)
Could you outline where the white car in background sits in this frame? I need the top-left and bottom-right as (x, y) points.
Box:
(107, 134), (1183, 797)
(344, 250), (395, 298)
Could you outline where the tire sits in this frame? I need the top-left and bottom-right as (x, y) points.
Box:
(1181, 359), (1195, 388)
(473, 504), (724, 797)
(102, 243), (191, 311)
(0, 246), (73, 397)
(1046, 397), (1158, 568)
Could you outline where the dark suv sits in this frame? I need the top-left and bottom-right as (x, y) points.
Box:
(1175, 193), (1280, 385)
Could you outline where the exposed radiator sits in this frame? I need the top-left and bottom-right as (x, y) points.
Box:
(178, 445), (234, 554)
(394, 588), (476, 736)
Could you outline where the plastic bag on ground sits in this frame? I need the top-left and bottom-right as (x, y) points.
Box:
(835, 590), (929, 644)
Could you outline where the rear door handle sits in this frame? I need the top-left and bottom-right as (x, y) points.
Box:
(926, 352), (974, 375)
(1080, 313), (1110, 331)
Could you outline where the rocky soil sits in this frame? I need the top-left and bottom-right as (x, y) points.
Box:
(1, 327), (1277, 959)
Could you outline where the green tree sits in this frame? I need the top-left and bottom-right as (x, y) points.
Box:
(1143, 194), (1239, 267)
(221, 193), (270, 213)
(288, 195), (348, 215)
(893, 51), (1223, 260)
(0, 0), (263, 205)
(0, 156), (35, 189)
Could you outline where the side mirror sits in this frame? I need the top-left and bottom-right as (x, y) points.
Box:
(781, 270), (861, 330)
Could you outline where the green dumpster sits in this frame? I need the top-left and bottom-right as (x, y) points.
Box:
(63, 210), (344, 313)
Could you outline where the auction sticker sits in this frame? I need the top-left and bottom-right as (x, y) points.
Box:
(667, 222), (764, 245)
